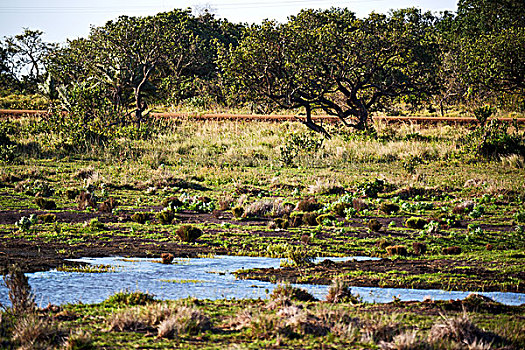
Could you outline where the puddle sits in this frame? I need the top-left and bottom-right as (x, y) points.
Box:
(0, 256), (523, 306)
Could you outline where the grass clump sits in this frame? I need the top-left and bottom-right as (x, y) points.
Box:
(405, 217), (427, 229)
(412, 242), (427, 256)
(379, 202), (400, 215)
(367, 218), (382, 232)
(37, 213), (56, 223)
(156, 208), (176, 225)
(104, 291), (155, 307)
(131, 212), (150, 224)
(175, 225), (203, 242)
(326, 279), (358, 303)
(270, 284), (317, 302)
(386, 245), (408, 257)
(442, 246), (462, 255)
(34, 197), (56, 210)
(157, 305), (211, 339)
(295, 198), (322, 212)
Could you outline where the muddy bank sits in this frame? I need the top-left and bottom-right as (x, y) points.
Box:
(235, 258), (525, 293)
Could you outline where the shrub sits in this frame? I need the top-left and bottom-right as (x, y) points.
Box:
(358, 178), (385, 198)
(161, 196), (183, 209)
(332, 202), (352, 216)
(175, 225), (203, 242)
(386, 245), (408, 256)
(34, 197), (56, 210)
(289, 212), (303, 227)
(63, 329), (94, 350)
(38, 213), (57, 223)
(443, 246), (462, 255)
(428, 312), (499, 346)
(131, 212), (150, 224)
(405, 217), (427, 229)
(352, 198), (369, 211)
(77, 191), (97, 210)
(270, 284), (317, 302)
(273, 217), (289, 229)
(13, 314), (61, 349)
(156, 209), (175, 225)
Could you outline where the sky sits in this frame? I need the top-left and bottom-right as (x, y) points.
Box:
(0, 0), (458, 43)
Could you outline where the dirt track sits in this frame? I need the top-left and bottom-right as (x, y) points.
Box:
(1, 109), (524, 125)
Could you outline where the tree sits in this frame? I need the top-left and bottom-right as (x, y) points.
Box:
(456, 0), (525, 34)
(222, 8), (439, 135)
(4, 29), (54, 91)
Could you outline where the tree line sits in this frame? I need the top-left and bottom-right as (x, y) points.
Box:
(0, 0), (523, 134)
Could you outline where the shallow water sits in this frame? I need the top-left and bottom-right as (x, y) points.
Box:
(0, 256), (523, 306)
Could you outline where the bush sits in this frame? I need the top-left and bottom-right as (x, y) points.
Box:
(405, 217), (427, 229)
(367, 219), (382, 231)
(302, 212), (319, 226)
(175, 225), (203, 242)
(279, 131), (324, 166)
(316, 214), (336, 225)
(231, 205), (244, 218)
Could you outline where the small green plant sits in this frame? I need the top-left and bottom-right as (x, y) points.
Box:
(279, 131), (324, 166)
(175, 225), (203, 242)
(16, 216), (34, 232)
(358, 178), (385, 198)
(469, 205), (485, 219)
(515, 211), (525, 224)
(316, 213), (336, 226)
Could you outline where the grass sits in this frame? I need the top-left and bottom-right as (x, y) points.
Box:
(0, 116), (524, 347)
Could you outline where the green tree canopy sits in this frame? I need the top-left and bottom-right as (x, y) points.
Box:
(222, 8), (439, 135)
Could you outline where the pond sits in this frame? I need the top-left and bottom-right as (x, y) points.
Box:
(0, 256), (523, 306)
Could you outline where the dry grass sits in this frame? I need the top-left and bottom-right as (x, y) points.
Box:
(157, 306), (211, 339)
(3, 265), (35, 315)
(326, 279), (356, 303)
(428, 312), (498, 348)
(379, 331), (428, 350)
(13, 314), (61, 349)
(63, 329), (93, 350)
(243, 199), (293, 218)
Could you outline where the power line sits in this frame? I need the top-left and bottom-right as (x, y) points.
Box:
(0, 0), (388, 13)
